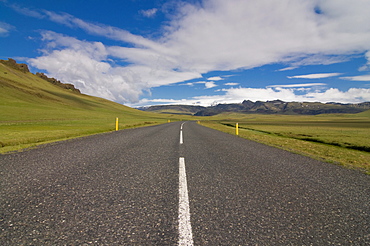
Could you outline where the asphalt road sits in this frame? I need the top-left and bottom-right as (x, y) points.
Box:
(1, 121), (369, 245)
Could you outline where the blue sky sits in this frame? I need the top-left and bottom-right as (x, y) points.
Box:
(1, 0), (370, 107)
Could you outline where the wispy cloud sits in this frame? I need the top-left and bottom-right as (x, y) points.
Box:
(0, 22), (14, 37)
(140, 8), (158, 18)
(182, 81), (218, 89)
(10, 4), (45, 19)
(278, 67), (297, 72)
(287, 73), (342, 79)
(287, 55), (352, 67)
(224, 83), (239, 86)
(358, 51), (370, 71)
(207, 76), (223, 81)
(268, 83), (326, 88)
(340, 75), (370, 81)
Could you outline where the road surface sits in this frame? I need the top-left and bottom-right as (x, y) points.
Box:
(1, 121), (369, 245)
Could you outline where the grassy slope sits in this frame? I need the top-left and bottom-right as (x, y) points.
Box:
(0, 63), (177, 153)
(199, 112), (370, 174)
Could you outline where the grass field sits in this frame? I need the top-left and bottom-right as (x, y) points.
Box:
(0, 63), (184, 153)
(199, 112), (370, 174)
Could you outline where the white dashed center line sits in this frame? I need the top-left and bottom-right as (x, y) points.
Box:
(180, 130), (183, 144)
(180, 122), (185, 144)
(178, 157), (193, 246)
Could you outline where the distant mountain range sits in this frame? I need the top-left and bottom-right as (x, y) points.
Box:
(139, 100), (370, 116)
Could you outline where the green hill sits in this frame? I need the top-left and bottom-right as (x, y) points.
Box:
(0, 59), (171, 153)
(357, 109), (370, 117)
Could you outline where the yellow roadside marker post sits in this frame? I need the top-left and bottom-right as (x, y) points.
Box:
(116, 117), (119, 131)
(236, 123), (239, 136)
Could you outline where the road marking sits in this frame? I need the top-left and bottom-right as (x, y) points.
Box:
(178, 157), (193, 246)
(180, 122), (185, 144)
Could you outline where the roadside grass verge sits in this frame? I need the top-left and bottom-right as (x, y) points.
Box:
(199, 113), (370, 174)
(0, 118), (167, 154)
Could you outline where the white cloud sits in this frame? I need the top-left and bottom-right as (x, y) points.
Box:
(278, 67), (297, 72)
(181, 82), (195, 86)
(162, 0), (370, 73)
(224, 82), (239, 86)
(140, 8), (158, 18)
(29, 31), (201, 103)
(193, 81), (218, 89)
(303, 88), (370, 103)
(268, 83), (326, 88)
(340, 75), (370, 81)
(207, 76), (223, 81)
(222, 87), (301, 102)
(287, 73), (342, 79)
(204, 81), (217, 89)
(286, 54), (352, 67)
